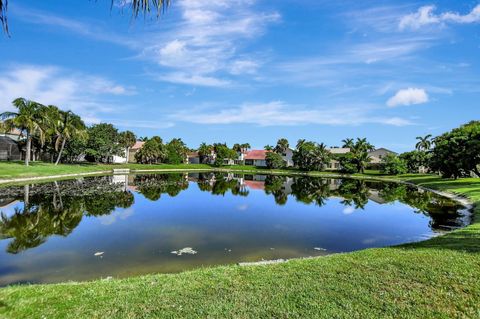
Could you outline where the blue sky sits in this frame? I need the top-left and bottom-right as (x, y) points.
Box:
(0, 0), (479, 151)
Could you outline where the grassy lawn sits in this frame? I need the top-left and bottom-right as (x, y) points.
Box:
(0, 161), (213, 180)
(0, 165), (479, 318)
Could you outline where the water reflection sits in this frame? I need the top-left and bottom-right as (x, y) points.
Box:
(0, 173), (467, 256)
(0, 173), (470, 285)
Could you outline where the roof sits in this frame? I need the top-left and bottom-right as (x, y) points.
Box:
(368, 148), (397, 155)
(0, 128), (22, 136)
(0, 136), (18, 145)
(244, 150), (269, 160)
(328, 147), (350, 154)
(131, 141), (145, 150)
(188, 151), (199, 157)
(244, 180), (265, 190)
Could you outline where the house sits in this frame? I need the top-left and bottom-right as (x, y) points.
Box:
(0, 136), (22, 161)
(244, 150), (269, 167)
(187, 151), (200, 164)
(0, 128), (22, 142)
(368, 148), (397, 164)
(326, 148), (350, 170)
(324, 147), (397, 170)
(128, 141), (145, 163)
(242, 148), (294, 168)
(279, 148), (294, 167)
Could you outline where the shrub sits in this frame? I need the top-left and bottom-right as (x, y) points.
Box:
(380, 154), (407, 175)
(266, 152), (285, 169)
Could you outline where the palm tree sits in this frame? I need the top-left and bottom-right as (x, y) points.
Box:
(198, 142), (213, 163)
(240, 143), (251, 153)
(415, 135), (432, 151)
(350, 138), (375, 173)
(53, 110), (88, 165)
(119, 130), (137, 164)
(264, 145), (274, 151)
(0, 0), (7, 34)
(1, 0), (170, 34)
(274, 138), (289, 154)
(296, 139), (306, 149)
(0, 98), (46, 166)
(341, 138), (354, 148)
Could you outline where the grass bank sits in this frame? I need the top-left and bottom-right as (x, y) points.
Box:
(0, 166), (479, 318)
(0, 161), (214, 180)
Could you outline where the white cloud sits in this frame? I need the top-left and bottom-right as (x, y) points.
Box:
(399, 5), (480, 30)
(230, 60), (259, 75)
(99, 208), (135, 226)
(0, 65), (135, 123)
(386, 88), (429, 107)
(171, 101), (413, 127)
(155, 72), (231, 87)
(141, 0), (280, 86)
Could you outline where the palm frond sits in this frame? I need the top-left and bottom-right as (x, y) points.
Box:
(115, 0), (170, 18)
(0, 0), (8, 35)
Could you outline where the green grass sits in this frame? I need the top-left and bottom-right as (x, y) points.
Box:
(0, 165), (479, 318)
(0, 161), (213, 180)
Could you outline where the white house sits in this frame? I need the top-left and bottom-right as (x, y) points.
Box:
(112, 141), (146, 163)
(368, 148), (397, 164)
(244, 150), (268, 167)
(326, 147), (350, 170)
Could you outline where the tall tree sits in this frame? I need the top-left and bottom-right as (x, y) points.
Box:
(0, 98), (45, 166)
(264, 145), (274, 151)
(240, 143), (251, 152)
(53, 110), (87, 165)
(296, 139), (306, 149)
(274, 138), (289, 155)
(292, 141), (331, 171)
(85, 123), (122, 163)
(165, 138), (188, 164)
(339, 138), (375, 173)
(135, 136), (166, 164)
(198, 142), (213, 164)
(341, 138), (354, 148)
(119, 130), (137, 164)
(232, 143), (242, 153)
(429, 121), (480, 178)
(415, 134), (432, 151)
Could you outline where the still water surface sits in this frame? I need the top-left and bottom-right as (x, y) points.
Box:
(0, 173), (469, 285)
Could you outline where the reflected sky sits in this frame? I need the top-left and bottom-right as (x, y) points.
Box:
(0, 173), (469, 286)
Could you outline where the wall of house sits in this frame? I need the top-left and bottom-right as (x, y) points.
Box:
(188, 157), (200, 164)
(128, 150), (139, 163)
(112, 155), (127, 164)
(368, 149), (396, 164)
(254, 159), (267, 167)
(0, 137), (22, 161)
(281, 149), (294, 167)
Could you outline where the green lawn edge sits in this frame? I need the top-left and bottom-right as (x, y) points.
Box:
(0, 163), (479, 318)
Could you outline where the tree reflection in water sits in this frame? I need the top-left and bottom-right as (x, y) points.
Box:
(0, 173), (465, 254)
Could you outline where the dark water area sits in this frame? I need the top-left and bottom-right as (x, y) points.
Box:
(0, 173), (469, 286)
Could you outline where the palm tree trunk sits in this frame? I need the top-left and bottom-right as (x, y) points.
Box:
(55, 138), (66, 165)
(125, 147), (130, 163)
(25, 133), (31, 166)
(23, 185), (30, 210)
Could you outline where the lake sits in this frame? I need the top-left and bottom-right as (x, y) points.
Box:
(0, 172), (470, 286)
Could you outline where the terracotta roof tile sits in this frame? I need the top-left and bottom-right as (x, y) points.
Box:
(244, 150), (269, 160)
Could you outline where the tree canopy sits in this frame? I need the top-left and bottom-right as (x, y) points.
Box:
(292, 140), (331, 171)
(429, 121), (480, 178)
